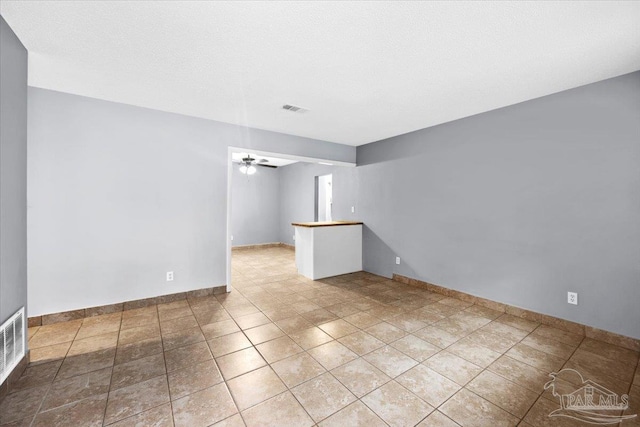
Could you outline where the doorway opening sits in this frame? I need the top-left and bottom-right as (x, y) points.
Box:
(226, 147), (354, 293)
(315, 174), (332, 222)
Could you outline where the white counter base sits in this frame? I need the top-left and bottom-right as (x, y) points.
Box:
(294, 224), (362, 280)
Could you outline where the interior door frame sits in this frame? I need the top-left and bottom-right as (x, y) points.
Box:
(314, 173), (333, 222)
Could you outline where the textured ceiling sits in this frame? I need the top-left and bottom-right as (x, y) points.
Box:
(1, 1), (639, 146)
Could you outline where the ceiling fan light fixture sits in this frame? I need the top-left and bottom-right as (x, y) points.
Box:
(236, 152), (270, 175)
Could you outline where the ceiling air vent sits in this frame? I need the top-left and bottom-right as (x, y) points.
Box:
(282, 104), (308, 113)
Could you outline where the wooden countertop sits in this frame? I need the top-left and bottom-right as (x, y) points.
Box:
(291, 220), (363, 228)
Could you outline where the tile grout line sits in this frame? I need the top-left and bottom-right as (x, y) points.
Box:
(224, 290), (376, 425)
(517, 332), (588, 425)
(231, 294), (459, 424)
(156, 303), (173, 427)
(27, 318), (85, 425)
(224, 251), (638, 425)
(102, 313), (125, 426)
(11, 248), (639, 427)
(211, 299), (258, 426)
(244, 277), (514, 424)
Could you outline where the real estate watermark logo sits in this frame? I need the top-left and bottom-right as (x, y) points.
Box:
(544, 368), (636, 425)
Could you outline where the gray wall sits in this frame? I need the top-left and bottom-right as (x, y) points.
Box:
(231, 165), (280, 246)
(25, 68), (640, 339)
(0, 16), (28, 325)
(357, 71), (640, 339)
(278, 162), (358, 245)
(27, 88), (355, 316)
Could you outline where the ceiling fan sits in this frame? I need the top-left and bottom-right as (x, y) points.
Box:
(235, 154), (276, 175)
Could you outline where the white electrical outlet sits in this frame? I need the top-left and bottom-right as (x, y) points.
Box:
(567, 291), (578, 305)
(395, 257), (401, 265)
(351, 206), (355, 213)
(166, 271), (174, 282)
(230, 235), (234, 241)
(293, 235), (296, 241)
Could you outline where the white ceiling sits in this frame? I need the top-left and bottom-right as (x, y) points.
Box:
(1, 1), (639, 146)
(231, 152), (297, 168)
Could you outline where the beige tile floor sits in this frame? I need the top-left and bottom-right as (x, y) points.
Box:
(1, 246), (639, 426)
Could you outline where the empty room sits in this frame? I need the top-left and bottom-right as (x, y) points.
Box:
(0, 2), (639, 426)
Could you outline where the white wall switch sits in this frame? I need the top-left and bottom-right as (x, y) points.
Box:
(166, 271), (174, 281)
(567, 291), (578, 305)
(395, 257), (401, 265)
(351, 206), (355, 213)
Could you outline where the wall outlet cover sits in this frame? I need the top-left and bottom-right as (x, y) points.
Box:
(166, 271), (174, 281)
(395, 257), (401, 265)
(567, 291), (578, 305)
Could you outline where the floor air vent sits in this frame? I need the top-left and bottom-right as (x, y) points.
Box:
(0, 307), (25, 385)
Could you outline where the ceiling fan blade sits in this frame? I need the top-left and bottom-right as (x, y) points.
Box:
(256, 163), (277, 168)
